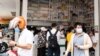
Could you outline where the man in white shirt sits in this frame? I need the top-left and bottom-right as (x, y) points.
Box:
(8, 16), (33, 56)
(46, 23), (61, 56)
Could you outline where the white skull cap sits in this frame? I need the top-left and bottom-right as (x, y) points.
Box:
(40, 27), (47, 31)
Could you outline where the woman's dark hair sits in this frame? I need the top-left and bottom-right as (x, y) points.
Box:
(51, 23), (57, 27)
(34, 30), (41, 35)
(61, 29), (65, 31)
(90, 29), (95, 35)
(32, 27), (37, 31)
(67, 26), (74, 32)
(27, 26), (31, 30)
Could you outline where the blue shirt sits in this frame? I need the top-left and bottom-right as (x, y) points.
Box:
(73, 33), (85, 56)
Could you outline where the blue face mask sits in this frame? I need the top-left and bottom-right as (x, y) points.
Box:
(15, 27), (20, 33)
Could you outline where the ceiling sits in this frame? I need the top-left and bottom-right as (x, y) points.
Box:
(0, 0), (16, 18)
(0, 0), (16, 11)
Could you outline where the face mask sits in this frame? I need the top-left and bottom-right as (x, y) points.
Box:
(0, 39), (2, 43)
(0, 32), (2, 38)
(15, 27), (20, 33)
(76, 28), (83, 33)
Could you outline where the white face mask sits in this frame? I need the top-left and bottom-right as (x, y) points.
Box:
(76, 28), (83, 33)
(0, 32), (2, 38)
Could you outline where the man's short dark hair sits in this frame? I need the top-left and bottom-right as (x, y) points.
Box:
(51, 23), (57, 27)
(74, 22), (83, 28)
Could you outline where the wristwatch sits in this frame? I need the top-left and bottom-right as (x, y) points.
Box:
(15, 43), (17, 46)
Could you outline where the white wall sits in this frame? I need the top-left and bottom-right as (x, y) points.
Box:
(94, 0), (99, 56)
(0, 0), (16, 17)
(0, 0), (16, 12)
(16, 0), (20, 16)
(22, 0), (28, 20)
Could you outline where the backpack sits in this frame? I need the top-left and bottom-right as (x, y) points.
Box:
(37, 34), (46, 48)
(48, 30), (59, 48)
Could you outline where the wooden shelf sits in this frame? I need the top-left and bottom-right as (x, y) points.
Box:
(27, 18), (68, 22)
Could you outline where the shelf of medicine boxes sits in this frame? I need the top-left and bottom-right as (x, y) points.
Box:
(86, 9), (94, 15)
(27, 10), (69, 22)
(27, 1), (69, 22)
(27, 8), (69, 22)
(85, 23), (94, 28)
(86, 18), (94, 23)
(27, 17), (68, 22)
(87, 0), (94, 5)
(82, 20), (94, 25)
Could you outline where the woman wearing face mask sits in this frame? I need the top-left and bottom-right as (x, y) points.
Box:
(64, 22), (92, 56)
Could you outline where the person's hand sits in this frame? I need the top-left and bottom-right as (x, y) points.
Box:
(64, 54), (66, 56)
(9, 40), (16, 46)
(64, 53), (67, 56)
(46, 43), (48, 48)
(64, 55), (66, 56)
(13, 47), (18, 51)
(63, 51), (67, 56)
(75, 44), (80, 49)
